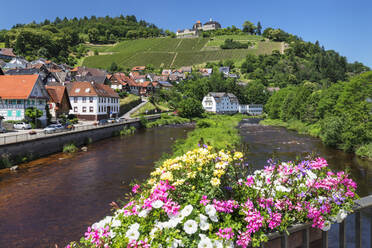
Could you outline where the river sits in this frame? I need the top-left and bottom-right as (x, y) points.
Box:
(0, 126), (192, 247)
(0, 121), (371, 247)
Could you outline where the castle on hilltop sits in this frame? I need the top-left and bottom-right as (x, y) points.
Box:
(176, 18), (221, 38)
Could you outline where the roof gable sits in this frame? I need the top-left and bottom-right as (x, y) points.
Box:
(0, 75), (43, 99)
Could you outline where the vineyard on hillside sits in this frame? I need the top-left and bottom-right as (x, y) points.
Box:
(83, 36), (281, 69)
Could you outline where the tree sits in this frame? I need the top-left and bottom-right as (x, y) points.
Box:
(109, 62), (119, 72)
(25, 107), (43, 128)
(178, 98), (204, 119)
(256, 21), (262, 35)
(242, 21), (257, 34)
(88, 28), (100, 43)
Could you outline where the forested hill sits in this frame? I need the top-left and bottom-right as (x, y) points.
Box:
(0, 15), (166, 64)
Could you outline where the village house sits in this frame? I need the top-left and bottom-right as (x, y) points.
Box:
(0, 74), (49, 125)
(176, 29), (199, 38)
(108, 72), (130, 91)
(201, 19), (222, 31)
(131, 66), (146, 74)
(45, 85), (72, 120)
(0, 48), (16, 61)
(238, 104), (263, 115)
(5, 66), (59, 85)
(200, 68), (213, 77)
(129, 71), (147, 83)
(68, 81), (119, 121)
(180, 66), (192, 73)
(219, 67), (230, 76)
(158, 81), (173, 90)
(4, 57), (29, 70)
(202, 92), (239, 114)
(153, 75), (168, 82)
(71, 66), (109, 84)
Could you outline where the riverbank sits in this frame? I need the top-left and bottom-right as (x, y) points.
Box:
(259, 118), (372, 160)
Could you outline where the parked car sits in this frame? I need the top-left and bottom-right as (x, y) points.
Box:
(55, 124), (65, 131)
(98, 119), (108, 125)
(107, 118), (115, 124)
(43, 124), (59, 134)
(14, 122), (32, 130)
(0, 127), (6, 133)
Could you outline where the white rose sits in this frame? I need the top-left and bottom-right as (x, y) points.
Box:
(183, 219), (198, 235)
(152, 200), (164, 209)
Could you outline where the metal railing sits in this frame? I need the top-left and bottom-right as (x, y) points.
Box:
(0, 114), (161, 146)
(265, 194), (372, 248)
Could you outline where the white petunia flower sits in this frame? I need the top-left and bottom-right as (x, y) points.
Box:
(336, 209), (348, 223)
(111, 219), (121, 228)
(199, 214), (208, 222)
(224, 240), (234, 248)
(213, 240), (223, 248)
(306, 170), (317, 180)
(138, 209), (150, 218)
(181, 205), (193, 217)
(152, 200), (164, 209)
(129, 223), (140, 231)
(183, 219), (198, 235)
(321, 221), (331, 231)
(198, 237), (213, 248)
(200, 221), (210, 231)
(276, 185), (291, 192)
(171, 239), (184, 248)
(125, 228), (140, 241)
(205, 205), (216, 217)
(209, 214), (218, 223)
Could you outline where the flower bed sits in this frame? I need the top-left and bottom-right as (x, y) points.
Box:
(67, 146), (357, 248)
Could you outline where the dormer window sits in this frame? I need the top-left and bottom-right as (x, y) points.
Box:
(85, 88), (90, 93)
(75, 88), (80, 93)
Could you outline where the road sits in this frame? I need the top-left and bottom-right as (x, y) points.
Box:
(121, 98), (148, 119)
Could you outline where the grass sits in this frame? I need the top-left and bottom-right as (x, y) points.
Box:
(145, 113), (189, 128)
(120, 126), (136, 136)
(356, 143), (372, 160)
(131, 102), (170, 117)
(0, 42), (5, 48)
(82, 36), (281, 69)
(170, 114), (244, 157)
(259, 118), (321, 137)
(119, 94), (142, 116)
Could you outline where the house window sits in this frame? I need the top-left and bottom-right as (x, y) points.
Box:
(82, 106), (87, 112)
(74, 107), (77, 112)
(7, 110), (12, 117)
(17, 100), (22, 104)
(89, 107), (93, 113)
(39, 100), (43, 105)
(82, 97), (86, 103)
(89, 97), (93, 103)
(74, 97), (78, 103)
(16, 110), (21, 117)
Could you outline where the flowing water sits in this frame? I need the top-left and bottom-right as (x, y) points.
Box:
(0, 126), (192, 247)
(0, 120), (371, 247)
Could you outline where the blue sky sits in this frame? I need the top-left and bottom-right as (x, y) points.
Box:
(1, 0), (371, 67)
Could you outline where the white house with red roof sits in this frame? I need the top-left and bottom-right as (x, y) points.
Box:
(0, 74), (49, 125)
(68, 81), (120, 121)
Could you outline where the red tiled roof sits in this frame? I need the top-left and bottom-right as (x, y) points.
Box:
(45, 85), (67, 104)
(132, 66), (146, 71)
(0, 48), (16, 57)
(68, 81), (119, 98)
(0, 75), (39, 99)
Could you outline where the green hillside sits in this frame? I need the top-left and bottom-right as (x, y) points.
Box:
(83, 36), (281, 69)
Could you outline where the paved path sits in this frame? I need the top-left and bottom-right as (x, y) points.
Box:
(121, 99), (148, 119)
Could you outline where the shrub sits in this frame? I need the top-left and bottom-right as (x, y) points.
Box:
(355, 143), (372, 159)
(63, 143), (78, 153)
(120, 126), (136, 136)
